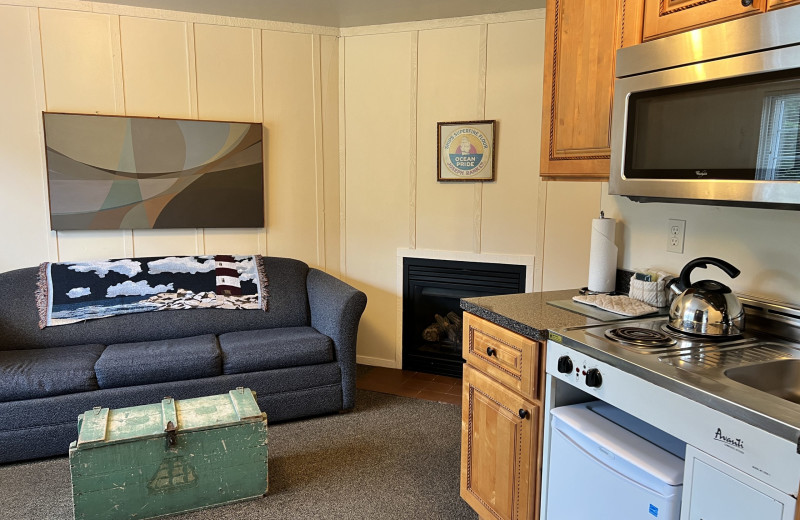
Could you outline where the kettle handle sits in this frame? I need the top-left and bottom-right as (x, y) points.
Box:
(679, 257), (741, 289)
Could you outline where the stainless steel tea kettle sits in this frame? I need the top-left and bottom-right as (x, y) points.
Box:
(666, 257), (745, 337)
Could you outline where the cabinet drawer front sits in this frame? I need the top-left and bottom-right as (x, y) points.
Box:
(460, 365), (538, 520)
(463, 313), (540, 401)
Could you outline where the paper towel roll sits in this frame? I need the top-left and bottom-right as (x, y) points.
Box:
(587, 217), (618, 293)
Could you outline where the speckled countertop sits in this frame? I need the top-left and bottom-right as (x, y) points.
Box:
(460, 290), (602, 342)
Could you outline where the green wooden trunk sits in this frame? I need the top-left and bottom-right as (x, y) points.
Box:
(69, 388), (268, 520)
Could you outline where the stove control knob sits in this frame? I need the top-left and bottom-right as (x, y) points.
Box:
(585, 368), (603, 388)
(557, 356), (573, 374)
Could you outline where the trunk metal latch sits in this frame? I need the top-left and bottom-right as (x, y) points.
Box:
(165, 420), (177, 448)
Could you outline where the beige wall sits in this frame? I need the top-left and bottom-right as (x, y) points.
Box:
(341, 13), (546, 366)
(5, 2), (797, 369)
(540, 180), (800, 306)
(0, 1), (339, 272)
(600, 185), (800, 306)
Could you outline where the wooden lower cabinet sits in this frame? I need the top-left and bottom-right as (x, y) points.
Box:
(461, 365), (539, 520)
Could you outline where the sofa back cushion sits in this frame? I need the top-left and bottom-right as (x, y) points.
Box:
(0, 256), (310, 351)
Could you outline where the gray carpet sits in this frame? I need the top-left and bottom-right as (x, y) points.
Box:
(0, 390), (477, 520)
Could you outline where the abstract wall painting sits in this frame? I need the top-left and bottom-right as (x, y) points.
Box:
(42, 112), (265, 230)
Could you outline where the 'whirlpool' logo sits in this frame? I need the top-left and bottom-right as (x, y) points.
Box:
(695, 170), (709, 177)
(714, 427), (744, 452)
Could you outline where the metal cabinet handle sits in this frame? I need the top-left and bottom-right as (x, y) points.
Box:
(518, 409), (529, 420)
(741, 0), (753, 6)
(486, 346), (497, 357)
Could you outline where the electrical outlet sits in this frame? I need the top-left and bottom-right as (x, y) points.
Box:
(667, 219), (686, 253)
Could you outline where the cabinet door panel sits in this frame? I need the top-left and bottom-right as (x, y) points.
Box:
(767, 0), (800, 9)
(540, 0), (618, 178)
(642, 0), (764, 41)
(460, 365), (538, 520)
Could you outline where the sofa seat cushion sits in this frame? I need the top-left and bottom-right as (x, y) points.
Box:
(95, 335), (221, 389)
(0, 344), (105, 402)
(219, 326), (334, 374)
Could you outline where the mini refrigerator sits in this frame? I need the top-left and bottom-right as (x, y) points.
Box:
(546, 401), (686, 520)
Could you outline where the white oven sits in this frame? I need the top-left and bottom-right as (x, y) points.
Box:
(540, 316), (800, 520)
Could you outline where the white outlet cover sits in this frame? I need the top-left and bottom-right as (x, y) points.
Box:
(667, 219), (686, 253)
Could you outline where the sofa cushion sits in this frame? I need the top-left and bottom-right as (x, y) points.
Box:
(219, 326), (334, 374)
(95, 335), (221, 389)
(0, 344), (105, 402)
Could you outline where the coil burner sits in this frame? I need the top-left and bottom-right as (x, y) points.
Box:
(604, 327), (677, 348)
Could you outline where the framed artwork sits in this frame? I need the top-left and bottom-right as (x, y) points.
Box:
(42, 112), (265, 230)
(437, 120), (496, 182)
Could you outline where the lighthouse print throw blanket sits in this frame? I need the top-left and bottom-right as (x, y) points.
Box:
(36, 255), (268, 328)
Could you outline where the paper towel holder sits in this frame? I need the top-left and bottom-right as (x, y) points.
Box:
(585, 210), (618, 294)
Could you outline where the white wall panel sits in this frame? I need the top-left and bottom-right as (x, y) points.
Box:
(481, 19), (544, 257)
(39, 8), (130, 261)
(541, 181), (602, 291)
(120, 16), (199, 256)
(344, 31), (415, 364)
(39, 9), (121, 114)
(195, 23), (259, 123)
(415, 25), (484, 253)
(0, 6), (52, 270)
(202, 229), (261, 255)
(130, 229), (201, 257)
(261, 30), (319, 266)
(119, 16), (193, 118)
(194, 23), (265, 256)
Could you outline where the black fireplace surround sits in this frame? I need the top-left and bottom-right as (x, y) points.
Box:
(402, 258), (526, 378)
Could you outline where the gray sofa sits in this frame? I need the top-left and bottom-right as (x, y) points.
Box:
(0, 257), (367, 464)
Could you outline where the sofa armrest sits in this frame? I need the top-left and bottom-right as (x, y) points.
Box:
(306, 269), (367, 410)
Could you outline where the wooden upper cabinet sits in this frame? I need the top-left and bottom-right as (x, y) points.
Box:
(540, 0), (621, 179)
(767, 0), (800, 9)
(642, 0), (765, 41)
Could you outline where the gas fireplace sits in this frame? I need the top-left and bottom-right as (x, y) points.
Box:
(402, 257), (526, 378)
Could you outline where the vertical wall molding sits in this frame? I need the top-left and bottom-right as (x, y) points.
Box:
(186, 22), (199, 118)
(29, 7), (59, 261)
(251, 27), (267, 256)
(311, 33), (327, 270)
(111, 14), (135, 257)
(408, 31), (419, 250)
(534, 180), (548, 293)
(473, 23), (489, 254)
(337, 35), (347, 278)
(185, 22), (204, 254)
(110, 15), (125, 115)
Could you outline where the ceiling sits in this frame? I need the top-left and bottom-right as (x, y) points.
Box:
(93, 0), (545, 28)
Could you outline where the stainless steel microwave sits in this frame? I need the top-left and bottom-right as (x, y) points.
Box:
(610, 6), (800, 209)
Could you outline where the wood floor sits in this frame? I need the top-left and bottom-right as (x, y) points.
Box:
(356, 365), (462, 406)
